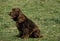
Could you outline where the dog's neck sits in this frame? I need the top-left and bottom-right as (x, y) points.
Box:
(13, 12), (27, 24)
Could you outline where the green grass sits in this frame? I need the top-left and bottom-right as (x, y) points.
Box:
(0, 0), (60, 41)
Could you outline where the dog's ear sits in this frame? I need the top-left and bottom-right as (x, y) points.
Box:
(18, 14), (25, 23)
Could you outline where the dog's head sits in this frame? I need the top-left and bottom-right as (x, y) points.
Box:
(9, 8), (21, 21)
(9, 8), (26, 23)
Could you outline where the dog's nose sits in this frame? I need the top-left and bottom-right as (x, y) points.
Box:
(9, 12), (12, 16)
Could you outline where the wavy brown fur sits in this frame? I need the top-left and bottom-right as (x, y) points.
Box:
(9, 8), (42, 38)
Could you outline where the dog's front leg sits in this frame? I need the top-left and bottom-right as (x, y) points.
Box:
(21, 28), (29, 38)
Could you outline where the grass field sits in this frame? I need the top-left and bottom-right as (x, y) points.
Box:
(0, 0), (60, 41)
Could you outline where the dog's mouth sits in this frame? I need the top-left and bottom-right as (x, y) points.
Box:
(11, 16), (18, 21)
(10, 15), (16, 19)
(11, 16), (16, 19)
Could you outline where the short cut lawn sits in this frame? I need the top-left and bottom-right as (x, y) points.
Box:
(0, 0), (60, 41)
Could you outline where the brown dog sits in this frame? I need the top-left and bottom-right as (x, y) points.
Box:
(9, 8), (42, 38)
